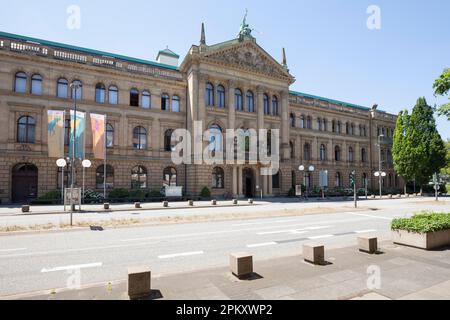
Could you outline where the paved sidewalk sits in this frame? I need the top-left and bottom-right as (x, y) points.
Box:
(8, 241), (450, 300)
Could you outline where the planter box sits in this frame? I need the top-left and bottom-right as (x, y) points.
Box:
(392, 229), (450, 250)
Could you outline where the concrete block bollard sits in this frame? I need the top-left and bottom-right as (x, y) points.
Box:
(233, 199), (238, 205)
(211, 199), (217, 206)
(135, 202), (142, 209)
(103, 203), (110, 210)
(397, 194), (402, 198)
(248, 199), (254, 204)
(230, 253), (253, 278)
(128, 266), (151, 300)
(388, 194), (393, 199)
(371, 195), (376, 199)
(303, 244), (325, 265)
(21, 205), (30, 213)
(163, 201), (169, 208)
(358, 236), (378, 254)
(188, 200), (194, 206)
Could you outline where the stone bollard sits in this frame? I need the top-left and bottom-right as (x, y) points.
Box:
(406, 194), (410, 198)
(188, 200), (194, 206)
(103, 203), (110, 210)
(358, 236), (378, 254)
(21, 205), (30, 213)
(371, 195), (376, 199)
(248, 199), (253, 204)
(128, 266), (151, 300)
(388, 194), (393, 199)
(397, 194), (402, 198)
(230, 253), (253, 279)
(163, 201), (169, 208)
(303, 244), (325, 265)
(233, 199), (238, 205)
(211, 199), (217, 206)
(135, 202), (142, 209)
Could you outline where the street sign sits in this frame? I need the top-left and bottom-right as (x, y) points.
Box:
(65, 188), (81, 206)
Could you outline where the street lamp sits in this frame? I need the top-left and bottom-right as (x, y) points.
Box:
(56, 158), (67, 209)
(374, 171), (387, 198)
(81, 159), (92, 205)
(69, 82), (82, 224)
(299, 165), (315, 197)
(376, 134), (385, 198)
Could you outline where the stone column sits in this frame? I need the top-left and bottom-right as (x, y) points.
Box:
(280, 91), (290, 160)
(256, 86), (265, 131)
(198, 73), (207, 132)
(228, 80), (236, 130)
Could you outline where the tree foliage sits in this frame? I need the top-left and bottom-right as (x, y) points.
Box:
(433, 68), (450, 120)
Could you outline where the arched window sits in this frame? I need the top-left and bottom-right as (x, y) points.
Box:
(335, 146), (341, 161)
(337, 121), (342, 133)
(348, 147), (354, 162)
(306, 116), (312, 129)
(272, 96), (279, 116)
(172, 95), (180, 112)
(95, 83), (106, 103)
(289, 114), (295, 128)
(323, 119), (327, 132)
(164, 129), (174, 152)
(346, 122), (350, 135)
(217, 85), (225, 108)
(304, 143), (311, 161)
(71, 80), (82, 100)
(359, 125), (363, 136)
(17, 116), (35, 143)
(205, 83), (214, 106)
(290, 141), (295, 159)
(351, 123), (355, 135)
(212, 167), (224, 189)
(317, 117), (322, 131)
(108, 85), (118, 105)
(130, 88), (139, 107)
(300, 115), (305, 129)
(142, 90), (151, 109)
(161, 93), (170, 111)
(131, 166), (147, 189)
(263, 94), (270, 115)
(332, 120), (336, 133)
(96, 165), (114, 189)
(57, 78), (68, 98)
(209, 124), (223, 153)
(133, 126), (147, 150)
(267, 130), (272, 156)
(106, 123), (114, 148)
(335, 172), (342, 187)
(235, 89), (243, 111)
(272, 171), (280, 189)
(361, 148), (367, 163)
(14, 72), (27, 93)
(320, 144), (326, 161)
(163, 167), (177, 186)
(246, 91), (254, 112)
(31, 74), (42, 95)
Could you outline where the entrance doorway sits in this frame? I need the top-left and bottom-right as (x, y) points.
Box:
(12, 163), (38, 203)
(243, 168), (255, 198)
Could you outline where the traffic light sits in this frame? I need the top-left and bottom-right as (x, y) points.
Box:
(350, 171), (356, 188)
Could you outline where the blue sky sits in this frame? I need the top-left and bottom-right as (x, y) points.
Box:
(1, 0), (448, 139)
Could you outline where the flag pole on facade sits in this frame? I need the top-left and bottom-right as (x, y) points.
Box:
(103, 114), (107, 200)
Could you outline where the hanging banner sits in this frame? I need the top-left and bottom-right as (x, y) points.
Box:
(47, 110), (65, 158)
(90, 113), (106, 160)
(69, 110), (86, 159)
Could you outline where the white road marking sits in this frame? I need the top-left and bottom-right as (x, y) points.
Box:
(233, 219), (299, 227)
(41, 262), (102, 273)
(246, 242), (277, 248)
(257, 226), (330, 235)
(355, 229), (377, 234)
(308, 234), (334, 240)
(158, 251), (204, 259)
(0, 248), (26, 253)
(349, 213), (392, 221)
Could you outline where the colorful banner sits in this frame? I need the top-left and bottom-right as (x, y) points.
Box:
(69, 110), (86, 159)
(47, 110), (65, 158)
(90, 113), (106, 160)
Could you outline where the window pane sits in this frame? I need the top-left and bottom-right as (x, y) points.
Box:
(31, 75), (42, 95)
(109, 86), (118, 105)
(15, 73), (27, 93)
(95, 84), (105, 103)
(172, 96), (180, 112)
(142, 91), (151, 109)
(57, 79), (68, 98)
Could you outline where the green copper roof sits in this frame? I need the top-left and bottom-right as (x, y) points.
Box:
(0, 31), (179, 71)
(157, 48), (180, 59)
(289, 90), (386, 113)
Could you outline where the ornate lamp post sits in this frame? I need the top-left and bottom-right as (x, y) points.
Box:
(299, 165), (315, 197)
(81, 159), (92, 205)
(56, 158), (67, 208)
(69, 82), (82, 224)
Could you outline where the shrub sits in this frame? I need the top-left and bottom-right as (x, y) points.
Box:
(82, 189), (104, 203)
(38, 190), (61, 200)
(200, 186), (211, 198)
(391, 212), (450, 233)
(288, 187), (296, 197)
(108, 188), (130, 199)
(129, 190), (146, 200)
(147, 190), (163, 199)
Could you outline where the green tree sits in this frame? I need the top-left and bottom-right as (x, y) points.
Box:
(433, 68), (450, 120)
(441, 139), (450, 177)
(406, 98), (446, 190)
(392, 110), (412, 193)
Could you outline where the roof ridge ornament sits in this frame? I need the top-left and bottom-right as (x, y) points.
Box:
(238, 9), (254, 41)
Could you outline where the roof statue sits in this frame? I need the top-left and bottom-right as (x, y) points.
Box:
(238, 9), (254, 40)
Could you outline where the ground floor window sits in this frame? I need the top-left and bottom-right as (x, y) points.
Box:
(212, 167), (225, 189)
(131, 166), (147, 189)
(163, 167), (177, 186)
(272, 171), (280, 189)
(96, 165), (114, 189)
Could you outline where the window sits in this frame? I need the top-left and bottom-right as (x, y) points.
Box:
(133, 126), (147, 150)
(17, 116), (35, 143)
(57, 78), (68, 98)
(161, 93), (170, 111)
(246, 91), (254, 112)
(267, 130), (272, 156)
(106, 123), (114, 148)
(235, 89), (243, 111)
(272, 171), (280, 189)
(332, 120), (336, 133)
(205, 83), (214, 106)
(346, 122), (350, 135)
(131, 166), (147, 189)
(323, 119), (327, 132)
(31, 74), (42, 95)
(317, 118), (322, 131)
(64, 118), (70, 146)
(359, 125), (363, 136)
(351, 123), (355, 135)
(212, 167), (224, 189)
(263, 94), (270, 115)
(335, 172), (342, 187)
(71, 80), (82, 100)
(163, 167), (177, 186)
(172, 95), (180, 112)
(361, 148), (367, 163)
(14, 72), (27, 93)
(96, 165), (114, 189)
(209, 124), (223, 154)
(337, 121), (341, 133)
(320, 144), (326, 161)
(362, 173), (368, 188)
(304, 143), (311, 161)
(289, 114), (295, 128)
(108, 86), (118, 105)
(335, 146), (341, 161)
(305, 172), (312, 189)
(319, 170), (328, 188)
(272, 96), (279, 116)
(217, 85), (225, 108)
(348, 147), (354, 162)
(300, 115), (305, 129)
(164, 129), (174, 152)
(290, 141), (295, 159)
(130, 89), (139, 107)
(142, 91), (151, 109)
(95, 83), (106, 103)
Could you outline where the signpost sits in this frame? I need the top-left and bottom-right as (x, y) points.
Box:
(351, 171), (357, 208)
(56, 159), (67, 210)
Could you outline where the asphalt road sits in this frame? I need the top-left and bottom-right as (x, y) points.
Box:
(0, 198), (448, 298)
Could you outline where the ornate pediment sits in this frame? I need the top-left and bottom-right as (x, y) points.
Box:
(202, 41), (294, 83)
